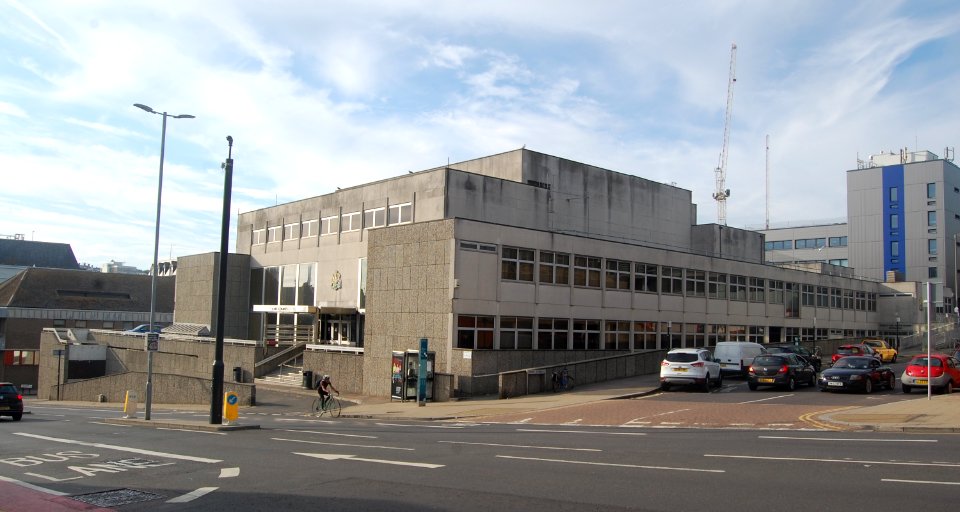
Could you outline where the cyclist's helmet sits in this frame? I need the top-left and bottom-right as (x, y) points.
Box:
(323, 375), (331, 381)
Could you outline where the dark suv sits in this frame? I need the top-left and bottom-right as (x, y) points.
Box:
(747, 354), (817, 391)
(765, 344), (822, 372)
(0, 382), (24, 421)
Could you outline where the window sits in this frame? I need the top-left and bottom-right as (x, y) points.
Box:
(537, 318), (569, 349)
(686, 323), (706, 347)
(828, 236), (847, 247)
(843, 289), (855, 310)
(634, 263), (658, 293)
(252, 229), (265, 245)
(816, 286), (829, 308)
(749, 277), (765, 303)
(729, 275), (746, 301)
(604, 320), (631, 350)
(388, 203), (412, 225)
(572, 319), (601, 350)
(299, 263), (316, 306)
(708, 273), (727, 300)
(929, 239), (938, 255)
(321, 215), (339, 235)
(890, 214), (899, 230)
(828, 259), (848, 266)
(661, 322), (681, 349)
(103, 321), (114, 329)
(801, 284), (815, 307)
(768, 280), (784, 304)
(707, 324), (726, 347)
(53, 319), (66, 327)
(632, 321), (658, 350)
(930, 267), (939, 278)
(831, 288), (842, 309)
(341, 212), (361, 232)
(764, 240), (792, 251)
(795, 238), (826, 249)
(855, 291), (866, 311)
(573, 256), (601, 288)
(501, 247), (535, 282)
(301, 219), (318, 238)
(728, 325), (747, 342)
(661, 266), (683, 295)
(267, 226), (282, 243)
(686, 270), (705, 297)
(889, 187), (899, 203)
(461, 241), (496, 252)
(363, 207), (386, 229)
(928, 211), (937, 227)
(456, 315), (494, 349)
(9, 350), (38, 365)
(280, 264), (297, 305)
(604, 259), (631, 290)
(868, 293), (877, 312)
(499, 317), (533, 349)
(748, 326), (765, 344)
(928, 183), (936, 199)
(75, 320), (87, 328)
(283, 223), (299, 240)
(891, 241), (899, 257)
(785, 283), (800, 318)
(539, 251), (570, 285)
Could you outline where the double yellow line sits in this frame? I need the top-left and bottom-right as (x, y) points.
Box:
(799, 406), (858, 431)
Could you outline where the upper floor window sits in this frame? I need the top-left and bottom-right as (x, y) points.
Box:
(686, 269), (705, 297)
(889, 186), (899, 203)
(634, 263), (658, 293)
(267, 226), (282, 243)
(501, 247), (534, 282)
(928, 211), (937, 227)
(891, 241), (900, 257)
(283, 223), (299, 240)
(604, 259), (631, 290)
(364, 207), (386, 229)
(321, 215), (339, 236)
(929, 239), (938, 255)
(795, 238), (825, 249)
(539, 251), (570, 285)
(828, 236), (847, 247)
(890, 214), (899, 230)
(252, 229), (265, 245)
(729, 275), (746, 301)
(749, 277), (765, 303)
(708, 273), (728, 299)
(573, 255), (601, 288)
(661, 266), (683, 295)
(927, 182), (936, 199)
(301, 219), (318, 238)
(764, 240), (792, 251)
(342, 212), (361, 232)
(389, 203), (412, 225)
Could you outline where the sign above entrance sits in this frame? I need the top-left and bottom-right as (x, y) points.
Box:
(252, 305), (318, 314)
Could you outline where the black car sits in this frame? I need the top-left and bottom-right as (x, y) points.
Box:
(818, 356), (896, 393)
(765, 344), (822, 372)
(747, 354), (817, 391)
(0, 382), (23, 421)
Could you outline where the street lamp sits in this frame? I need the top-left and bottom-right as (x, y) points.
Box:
(134, 103), (195, 421)
(895, 316), (901, 352)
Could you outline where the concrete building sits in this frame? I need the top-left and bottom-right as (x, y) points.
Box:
(0, 237), (80, 284)
(762, 222), (850, 268)
(217, 149), (887, 397)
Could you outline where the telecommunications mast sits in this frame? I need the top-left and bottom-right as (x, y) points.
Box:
(713, 42), (737, 225)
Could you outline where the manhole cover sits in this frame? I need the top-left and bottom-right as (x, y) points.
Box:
(72, 488), (165, 507)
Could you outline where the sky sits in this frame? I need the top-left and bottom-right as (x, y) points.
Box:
(2, 1), (959, 270)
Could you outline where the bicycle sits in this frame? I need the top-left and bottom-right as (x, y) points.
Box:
(551, 368), (575, 392)
(311, 394), (342, 417)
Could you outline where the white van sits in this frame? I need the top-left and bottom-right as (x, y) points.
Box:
(714, 341), (765, 376)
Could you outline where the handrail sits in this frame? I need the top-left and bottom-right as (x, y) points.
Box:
(255, 342), (307, 369)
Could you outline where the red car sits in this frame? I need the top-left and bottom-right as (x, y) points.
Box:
(901, 354), (960, 393)
(831, 344), (881, 364)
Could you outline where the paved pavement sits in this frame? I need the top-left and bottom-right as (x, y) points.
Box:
(22, 373), (960, 432)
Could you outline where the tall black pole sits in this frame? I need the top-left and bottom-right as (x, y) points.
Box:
(210, 136), (234, 424)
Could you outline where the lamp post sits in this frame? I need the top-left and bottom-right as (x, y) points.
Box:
(134, 103), (194, 420)
(895, 316), (900, 352)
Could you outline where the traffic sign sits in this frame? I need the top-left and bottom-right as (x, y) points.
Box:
(145, 332), (159, 351)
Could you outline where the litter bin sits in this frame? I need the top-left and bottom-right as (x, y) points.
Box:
(302, 370), (314, 389)
(233, 366), (243, 383)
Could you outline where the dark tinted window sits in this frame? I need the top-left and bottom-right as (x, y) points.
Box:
(910, 357), (943, 368)
(833, 357), (871, 369)
(753, 355), (786, 366)
(0, 384), (17, 394)
(666, 353), (699, 363)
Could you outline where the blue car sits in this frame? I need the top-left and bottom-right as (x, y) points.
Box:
(126, 324), (162, 334)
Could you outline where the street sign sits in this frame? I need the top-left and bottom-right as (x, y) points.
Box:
(52, 349), (64, 356)
(145, 332), (159, 351)
(223, 391), (239, 424)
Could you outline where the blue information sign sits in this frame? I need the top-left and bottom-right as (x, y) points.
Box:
(418, 338), (428, 404)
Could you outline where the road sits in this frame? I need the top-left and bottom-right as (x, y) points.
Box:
(3, 368), (959, 512)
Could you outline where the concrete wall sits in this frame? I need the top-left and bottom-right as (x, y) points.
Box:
(174, 252), (250, 339)
(50, 371), (255, 406)
(691, 224), (764, 263)
(303, 349), (364, 394)
(761, 223), (849, 265)
(362, 220), (454, 396)
(498, 350), (666, 398)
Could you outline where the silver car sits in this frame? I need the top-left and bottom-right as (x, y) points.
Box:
(660, 348), (722, 392)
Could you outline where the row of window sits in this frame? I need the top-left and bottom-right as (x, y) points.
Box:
(765, 236), (847, 251)
(252, 203), (413, 244)
(456, 315), (877, 351)
(889, 182), (938, 203)
(888, 239), (938, 257)
(3, 350), (38, 366)
(495, 246), (877, 312)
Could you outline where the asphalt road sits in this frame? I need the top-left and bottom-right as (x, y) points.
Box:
(4, 383), (960, 512)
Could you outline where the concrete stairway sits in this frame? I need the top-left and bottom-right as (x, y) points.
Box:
(256, 364), (308, 388)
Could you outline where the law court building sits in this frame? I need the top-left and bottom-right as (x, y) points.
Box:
(225, 148), (888, 397)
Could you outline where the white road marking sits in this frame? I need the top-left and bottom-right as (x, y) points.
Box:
(497, 455), (724, 473)
(659, 422), (684, 425)
(295, 452), (444, 468)
(562, 419), (583, 425)
(375, 423), (464, 429)
(628, 408), (691, 422)
(705, 454), (960, 467)
(24, 472), (83, 482)
(88, 421), (131, 427)
(13, 433), (222, 463)
(279, 429), (376, 438)
(882, 478), (960, 486)
(166, 486), (218, 503)
(438, 441), (600, 452)
(273, 437), (414, 451)
(760, 436), (938, 443)
(510, 418), (534, 424)
(157, 428), (227, 435)
(275, 418), (336, 424)
(219, 467), (240, 478)
(738, 394), (793, 404)
(516, 429), (646, 436)
(0, 475), (69, 494)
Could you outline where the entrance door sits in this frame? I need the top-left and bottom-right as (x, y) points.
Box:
(329, 320), (352, 344)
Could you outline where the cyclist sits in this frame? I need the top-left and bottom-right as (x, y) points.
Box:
(317, 374), (339, 410)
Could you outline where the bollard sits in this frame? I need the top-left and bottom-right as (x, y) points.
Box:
(222, 391), (239, 425)
(122, 390), (138, 419)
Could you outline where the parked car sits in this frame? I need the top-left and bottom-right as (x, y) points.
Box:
(125, 324), (163, 334)
(660, 348), (722, 392)
(901, 354), (960, 394)
(862, 338), (898, 363)
(819, 356), (896, 393)
(0, 382), (24, 421)
(747, 353), (817, 391)
(714, 341), (766, 376)
(765, 344), (822, 372)
(830, 344), (881, 364)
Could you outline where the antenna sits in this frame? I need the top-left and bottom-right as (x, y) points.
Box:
(712, 42), (737, 225)
(765, 134), (770, 230)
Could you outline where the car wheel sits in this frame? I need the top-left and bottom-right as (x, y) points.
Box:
(660, 383), (671, 392)
(891, 355), (897, 363)
(886, 374), (895, 390)
(809, 373), (818, 387)
(786, 376), (796, 391)
(864, 379), (873, 394)
(715, 372), (723, 388)
(12, 413), (22, 421)
(945, 380), (954, 394)
(701, 378), (711, 393)
(902, 384), (911, 394)
(748, 382), (758, 391)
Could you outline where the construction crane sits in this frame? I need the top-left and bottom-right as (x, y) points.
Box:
(713, 42), (737, 225)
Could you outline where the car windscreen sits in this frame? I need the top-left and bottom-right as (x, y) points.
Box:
(752, 356), (785, 366)
(0, 384), (17, 394)
(833, 357), (871, 369)
(910, 358), (943, 368)
(836, 347), (857, 355)
(666, 353), (699, 363)
(765, 347), (788, 354)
